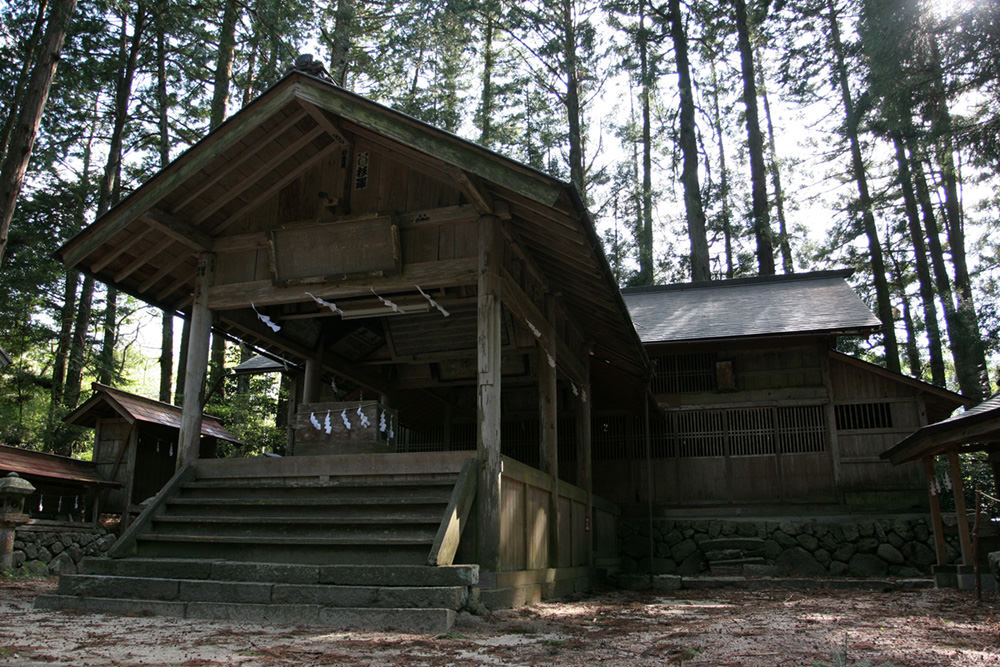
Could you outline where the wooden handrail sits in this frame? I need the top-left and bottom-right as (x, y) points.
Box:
(427, 458), (477, 567)
(108, 462), (195, 558)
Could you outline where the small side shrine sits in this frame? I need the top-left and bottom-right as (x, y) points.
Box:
(882, 393), (1000, 588)
(63, 383), (241, 522)
(0, 444), (118, 523)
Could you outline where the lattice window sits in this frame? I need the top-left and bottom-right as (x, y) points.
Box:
(728, 407), (775, 456)
(835, 402), (893, 430)
(776, 405), (826, 453)
(651, 353), (717, 394)
(592, 414), (641, 460)
(672, 410), (725, 457)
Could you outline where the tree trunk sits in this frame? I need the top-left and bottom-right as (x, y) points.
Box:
(562, 0), (586, 199)
(927, 37), (989, 400)
(888, 250), (921, 378)
(478, 10), (496, 146)
(708, 56), (734, 279)
(909, 140), (983, 400)
(155, 8), (173, 403)
(0, 0), (50, 159)
(732, 0), (774, 275)
(891, 132), (945, 386)
(669, 0), (709, 281)
(756, 44), (792, 273)
(826, 2), (900, 372)
(209, 0), (239, 130)
(0, 0), (77, 267)
(636, 0), (654, 285)
(328, 0), (354, 87)
(47, 270), (79, 435)
(63, 274), (94, 414)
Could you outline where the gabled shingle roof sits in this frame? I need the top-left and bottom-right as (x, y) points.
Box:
(622, 270), (881, 344)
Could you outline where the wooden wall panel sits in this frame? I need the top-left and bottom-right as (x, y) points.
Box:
(780, 452), (836, 500)
(526, 485), (549, 569)
(729, 456), (780, 501)
(557, 495), (573, 568)
(500, 479), (526, 571)
(666, 458), (726, 503)
(571, 500), (587, 567)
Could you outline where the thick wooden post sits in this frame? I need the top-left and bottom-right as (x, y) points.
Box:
(575, 359), (592, 566)
(924, 455), (948, 565)
(477, 214), (503, 572)
(538, 330), (559, 567)
(948, 449), (974, 565)
(176, 253), (214, 470)
(302, 357), (321, 404)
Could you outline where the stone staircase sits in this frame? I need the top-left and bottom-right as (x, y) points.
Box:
(700, 537), (767, 575)
(35, 452), (478, 633)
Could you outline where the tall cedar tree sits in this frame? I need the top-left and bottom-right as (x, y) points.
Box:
(0, 0), (77, 267)
(731, 0), (775, 275)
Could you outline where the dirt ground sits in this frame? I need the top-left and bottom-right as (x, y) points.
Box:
(2, 578), (999, 666)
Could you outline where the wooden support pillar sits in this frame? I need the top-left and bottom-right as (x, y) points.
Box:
(575, 358), (592, 566)
(924, 455), (948, 565)
(285, 372), (300, 455)
(176, 253), (214, 470)
(948, 449), (974, 566)
(538, 331), (559, 567)
(477, 214), (503, 572)
(302, 357), (321, 404)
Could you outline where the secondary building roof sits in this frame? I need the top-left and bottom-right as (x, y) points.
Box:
(882, 392), (1000, 464)
(0, 444), (119, 487)
(622, 269), (881, 344)
(64, 383), (241, 444)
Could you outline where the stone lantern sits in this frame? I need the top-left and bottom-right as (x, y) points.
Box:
(0, 472), (35, 571)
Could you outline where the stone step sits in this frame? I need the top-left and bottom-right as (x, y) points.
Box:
(57, 574), (467, 609)
(176, 485), (455, 502)
(134, 539), (430, 565)
(699, 537), (767, 553)
(149, 516), (440, 539)
(153, 513), (442, 526)
(137, 533), (434, 547)
(166, 495), (450, 511)
(34, 594), (456, 633)
(680, 576), (934, 591)
(79, 558), (479, 587)
(184, 474), (458, 490)
(162, 502), (446, 520)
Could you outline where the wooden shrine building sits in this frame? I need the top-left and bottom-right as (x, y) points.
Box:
(48, 61), (648, 619)
(63, 383), (241, 523)
(611, 271), (968, 513)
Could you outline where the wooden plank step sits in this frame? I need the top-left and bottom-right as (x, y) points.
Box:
(184, 475), (459, 489)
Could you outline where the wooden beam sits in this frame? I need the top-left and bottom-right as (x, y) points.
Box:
(89, 224), (153, 273)
(141, 209), (212, 251)
(61, 83), (301, 268)
(208, 257), (477, 310)
(924, 456), (949, 565)
(500, 271), (586, 386)
(448, 167), (492, 214)
(576, 359), (593, 567)
(293, 82), (566, 207)
(114, 241), (171, 283)
(212, 141), (339, 233)
(171, 108), (310, 213)
(157, 272), (193, 303)
(176, 253), (214, 469)
(948, 449), (975, 565)
(138, 248), (188, 292)
(195, 126), (328, 226)
(477, 213), (503, 573)
(296, 98), (349, 144)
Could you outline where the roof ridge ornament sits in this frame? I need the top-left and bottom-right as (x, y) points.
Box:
(287, 54), (334, 83)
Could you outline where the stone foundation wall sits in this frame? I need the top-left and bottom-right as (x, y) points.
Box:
(619, 515), (962, 578)
(8, 523), (116, 576)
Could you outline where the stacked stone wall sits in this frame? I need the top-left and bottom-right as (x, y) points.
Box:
(6, 524), (116, 576)
(619, 515), (962, 577)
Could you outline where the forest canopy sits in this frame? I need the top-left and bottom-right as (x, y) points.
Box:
(0, 0), (998, 454)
